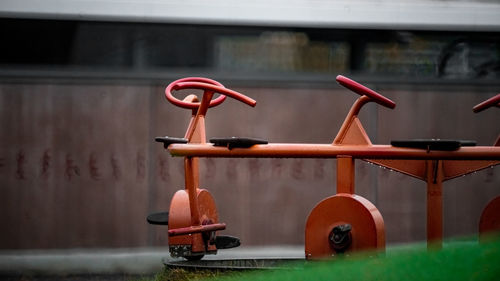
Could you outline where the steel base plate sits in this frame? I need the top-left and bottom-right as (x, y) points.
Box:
(164, 258), (304, 271)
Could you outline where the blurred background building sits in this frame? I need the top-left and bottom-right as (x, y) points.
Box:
(0, 0), (499, 250)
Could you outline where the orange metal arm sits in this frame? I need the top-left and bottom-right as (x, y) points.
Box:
(333, 96), (372, 145)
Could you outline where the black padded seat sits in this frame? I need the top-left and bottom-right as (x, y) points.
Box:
(391, 139), (476, 151)
(155, 136), (188, 148)
(210, 137), (268, 149)
(147, 211), (169, 225)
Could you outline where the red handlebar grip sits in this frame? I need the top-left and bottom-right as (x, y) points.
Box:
(175, 82), (257, 107)
(336, 75), (396, 109)
(165, 77), (227, 109)
(473, 93), (500, 113)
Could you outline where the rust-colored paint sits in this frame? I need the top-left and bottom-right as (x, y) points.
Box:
(169, 144), (500, 160)
(476, 94), (500, 242)
(166, 79), (221, 258)
(333, 95), (372, 146)
(336, 156), (355, 194)
(164, 77), (256, 258)
(163, 75), (500, 259)
(426, 160), (443, 249)
(305, 194), (385, 259)
(306, 81), (385, 259)
(168, 189), (220, 253)
(479, 196), (500, 240)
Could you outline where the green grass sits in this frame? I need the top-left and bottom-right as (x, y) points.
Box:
(209, 237), (500, 281)
(149, 235), (500, 281)
(138, 267), (243, 281)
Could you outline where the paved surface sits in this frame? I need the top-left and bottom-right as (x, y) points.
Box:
(0, 246), (304, 278)
(0, 247), (170, 276)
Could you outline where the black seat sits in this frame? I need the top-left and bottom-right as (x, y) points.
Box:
(155, 136), (188, 148)
(391, 139), (476, 151)
(210, 137), (268, 149)
(147, 211), (169, 225)
(215, 235), (241, 249)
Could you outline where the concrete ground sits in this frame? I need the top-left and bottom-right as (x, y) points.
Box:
(0, 246), (304, 280)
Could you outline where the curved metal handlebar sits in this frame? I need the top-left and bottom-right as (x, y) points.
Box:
(336, 75), (396, 109)
(473, 93), (500, 113)
(165, 77), (227, 109)
(174, 82), (257, 107)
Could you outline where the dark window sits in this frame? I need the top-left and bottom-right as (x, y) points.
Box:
(1, 18), (499, 80)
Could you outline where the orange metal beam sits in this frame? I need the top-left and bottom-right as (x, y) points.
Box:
(337, 156), (356, 194)
(168, 143), (500, 160)
(426, 160), (443, 249)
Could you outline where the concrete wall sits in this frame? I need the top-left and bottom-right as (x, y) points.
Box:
(0, 80), (498, 249)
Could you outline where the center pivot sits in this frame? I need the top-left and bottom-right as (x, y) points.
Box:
(329, 224), (352, 253)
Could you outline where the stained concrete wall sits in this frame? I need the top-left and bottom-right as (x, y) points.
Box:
(0, 80), (498, 249)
